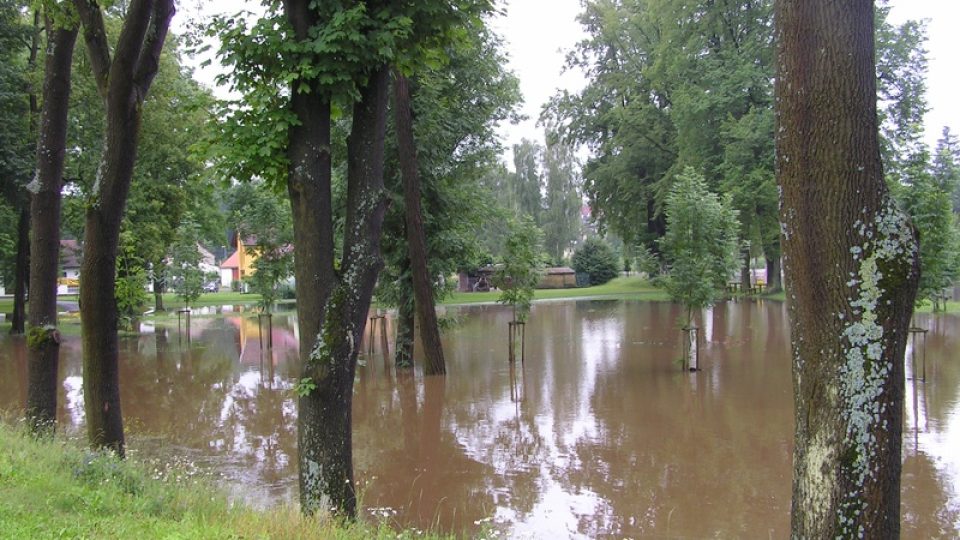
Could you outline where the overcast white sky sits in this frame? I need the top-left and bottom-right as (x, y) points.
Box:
(176, 0), (959, 164)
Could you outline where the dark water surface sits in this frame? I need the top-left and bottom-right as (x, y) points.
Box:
(2, 300), (958, 538)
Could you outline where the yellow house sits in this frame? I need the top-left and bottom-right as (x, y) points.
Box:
(219, 236), (260, 287)
(236, 236), (258, 280)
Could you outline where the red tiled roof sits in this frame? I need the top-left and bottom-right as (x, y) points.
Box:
(220, 250), (240, 269)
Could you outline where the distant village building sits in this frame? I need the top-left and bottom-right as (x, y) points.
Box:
(58, 239), (82, 295)
(458, 265), (580, 292)
(219, 235), (293, 292)
(458, 265), (495, 292)
(538, 267), (577, 289)
(220, 250), (240, 288)
(219, 235), (260, 289)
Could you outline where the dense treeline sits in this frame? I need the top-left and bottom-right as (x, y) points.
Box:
(545, 0), (959, 297)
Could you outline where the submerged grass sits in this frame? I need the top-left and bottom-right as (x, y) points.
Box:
(0, 422), (449, 539)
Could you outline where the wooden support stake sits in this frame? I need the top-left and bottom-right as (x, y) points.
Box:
(908, 326), (928, 382)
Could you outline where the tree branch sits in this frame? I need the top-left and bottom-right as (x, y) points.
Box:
(133, 0), (175, 93)
(111, 0), (153, 88)
(72, 0), (111, 98)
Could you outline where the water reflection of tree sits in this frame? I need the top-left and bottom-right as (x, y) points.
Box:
(115, 319), (299, 498)
(899, 313), (960, 537)
(352, 369), (501, 535)
(901, 449), (960, 536)
(0, 337), (28, 412)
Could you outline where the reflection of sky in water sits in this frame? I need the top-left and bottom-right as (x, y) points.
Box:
(905, 331), (960, 530)
(458, 305), (625, 537)
(64, 375), (84, 426)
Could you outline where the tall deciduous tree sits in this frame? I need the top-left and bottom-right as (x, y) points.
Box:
(393, 71), (445, 375)
(377, 22), (520, 369)
(59, 23), (221, 313)
(0, 2), (38, 336)
(901, 160), (958, 310)
(775, 1), (919, 536)
(25, 7), (77, 435)
(73, 0), (175, 455)
(541, 135), (582, 263)
(214, 0), (499, 515)
(510, 139), (543, 222)
(931, 127), (960, 213)
(875, 7), (928, 186)
(214, 0), (409, 517)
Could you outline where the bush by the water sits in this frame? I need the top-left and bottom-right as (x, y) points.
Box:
(572, 237), (620, 286)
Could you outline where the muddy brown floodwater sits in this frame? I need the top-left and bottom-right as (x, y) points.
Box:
(2, 299), (958, 537)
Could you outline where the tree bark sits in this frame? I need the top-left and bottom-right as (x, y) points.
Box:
(10, 207), (29, 334)
(740, 248), (751, 289)
(283, 0), (335, 363)
(298, 66), (390, 519)
(25, 20), (77, 434)
(393, 71), (446, 375)
(12, 12), (43, 337)
(152, 271), (165, 312)
(775, 1), (919, 536)
(395, 267), (415, 368)
(75, 0), (175, 456)
(764, 247), (782, 292)
(281, 0), (347, 518)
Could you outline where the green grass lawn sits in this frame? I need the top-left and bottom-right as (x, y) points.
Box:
(913, 299), (960, 314)
(445, 275), (670, 305)
(0, 422), (456, 539)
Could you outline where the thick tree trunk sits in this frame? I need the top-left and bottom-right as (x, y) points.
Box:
(395, 270), (415, 368)
(775, 1), (919, 536)
(393, 71), (445, 375)
(81, 216), (127, 453)
(75, 0), (175, 456)
(25, 22), (77, 435)
(286, 91), (335, 361)
(281, 0), (345, 518)
(10, 207), (29, 335)
(298, 66), (390, 518)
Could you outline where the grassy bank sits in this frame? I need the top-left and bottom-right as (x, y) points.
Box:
(446, 275), (671, 306)
(756, 289), (960, 314)
(0, 277), (665, 321)
(0, 423), (445, 539)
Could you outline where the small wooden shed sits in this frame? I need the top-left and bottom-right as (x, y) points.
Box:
(538, 267), (578, 289)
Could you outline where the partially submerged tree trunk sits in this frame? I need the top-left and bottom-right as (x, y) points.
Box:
(393, 71), (446, 375)
(775, 0), (919, 536)
(74, 0), (175, 456)
(298, 66), (390, 518)
(764, 246), (782, 292)
(25, 20), (78, 434)
(152, 271), (165, 312)
(394, 262), (415, 368)
(10, 207), (29, 335)
(740, 249), (751, 290)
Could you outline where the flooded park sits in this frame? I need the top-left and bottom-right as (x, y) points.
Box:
(2, 298), (958, 538)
